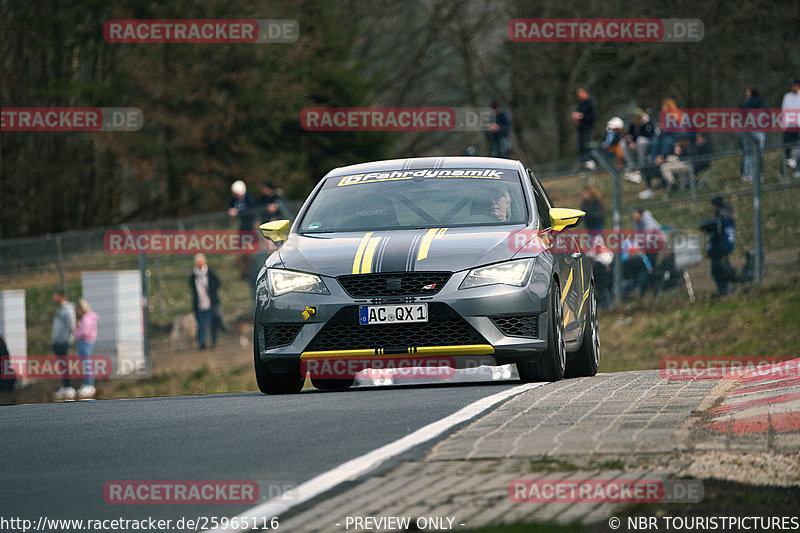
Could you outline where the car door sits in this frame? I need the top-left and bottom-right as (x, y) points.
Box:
(528, 170), (585, 343)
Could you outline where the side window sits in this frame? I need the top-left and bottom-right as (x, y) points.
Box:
(528, 169), (551, 228)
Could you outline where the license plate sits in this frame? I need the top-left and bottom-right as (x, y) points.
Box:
(359, 303), (428, 325)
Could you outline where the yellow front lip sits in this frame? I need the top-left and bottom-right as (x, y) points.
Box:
(300, 344), (495, 360)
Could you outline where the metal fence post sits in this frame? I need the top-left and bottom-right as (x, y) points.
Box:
(688, 165), (697, 217)
(754, 149), (763, 283)
(139, 253), (150, 368)
(55, 235), (66, 291)
(592, 149), (623, 306)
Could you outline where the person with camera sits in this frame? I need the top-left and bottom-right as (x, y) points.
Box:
(703, 195), (736, 297)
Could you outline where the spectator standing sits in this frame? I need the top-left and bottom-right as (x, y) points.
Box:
(229, 180), (256, 279)
(190, 254), (221, 350)
(258, 181), (284, 222)
(74, 299), (99, 400)
(706, 196), (736, 297)
(52, 290), (76, 401)
(586, 244), (614, 308)
(572, 87), (596, 169)
(0, 334), (14, 395)
(633, 207), (661, 269)
(488, 102), (513, 158)
(739, 86), (770, 183)
(782, 77), (800, 177)
(228, 180), (256, 231)
(580, 186), (605, 231)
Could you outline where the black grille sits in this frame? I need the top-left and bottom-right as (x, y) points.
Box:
(307, 303), (485, 351)
(264, 324), (303, 349)
(491, 316), (538, 338)
(337, 272), (451, 298)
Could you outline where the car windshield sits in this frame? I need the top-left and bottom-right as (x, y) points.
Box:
(299, 168), (529, 232)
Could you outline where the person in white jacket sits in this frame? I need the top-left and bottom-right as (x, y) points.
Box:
(782, 77), (800, 177)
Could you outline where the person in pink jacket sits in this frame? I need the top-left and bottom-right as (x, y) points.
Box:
(74, 299), (99, 400)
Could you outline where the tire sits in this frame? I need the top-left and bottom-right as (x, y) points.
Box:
(518, 281), (566, 383)
(254, 325), (304, 395)
(310, 377), (355, 391)
(565, 283), (600, 378)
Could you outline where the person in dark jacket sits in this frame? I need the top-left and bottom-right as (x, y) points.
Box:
(572, 87), (596, 168)
(228, 180), (256, 231)
(488, 102), (513, 158)
(258, 181), (284, 223)
(580, 186), (605, 231)
(706, 196), (736, 297)
(739, 86), (770, 182)
(693, 132), (713, 174)
(0, 334), (14, 394)
(623, 108), (655, 171)
(229, 180), (257, 279)
(190, 254), (221, 349)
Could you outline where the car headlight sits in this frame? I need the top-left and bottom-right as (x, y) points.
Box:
(459, 259), (534, 289)
(268, 269), (329, 296)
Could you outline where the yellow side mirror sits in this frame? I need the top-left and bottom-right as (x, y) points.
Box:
(549, 208), (585, 232)
(259, 220), (291, 246)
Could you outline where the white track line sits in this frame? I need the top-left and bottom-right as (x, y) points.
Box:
(207, 382), (542, 532)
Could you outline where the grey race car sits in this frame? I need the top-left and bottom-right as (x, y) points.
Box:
(254, 156), (600, 394)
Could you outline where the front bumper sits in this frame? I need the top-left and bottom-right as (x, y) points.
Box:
(255, 269), (552, 373)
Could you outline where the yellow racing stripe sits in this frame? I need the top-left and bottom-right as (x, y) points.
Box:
(417, 228), (439, 261)
(561, 269), (574, 327)
(561, 269), (573, 305)
(301, 344), (495, 360)
(577, 285), (591, 317)
(360, 236), (381, 274)
(417, 227), (447, 262)
(352, 232), (373, 274)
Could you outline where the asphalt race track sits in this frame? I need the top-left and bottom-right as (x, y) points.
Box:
(3, 364), (800, 532)
(0, 381), (519, 525)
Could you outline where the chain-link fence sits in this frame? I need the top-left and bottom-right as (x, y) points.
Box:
(565, 142), (800, 305)
(0, 201), (297, 389)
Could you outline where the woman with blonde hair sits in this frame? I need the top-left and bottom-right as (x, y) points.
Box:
(74, 298), (99, 399)
(653, 97), (687, 165)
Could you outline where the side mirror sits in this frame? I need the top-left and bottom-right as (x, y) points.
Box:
(259, 220), (291, 247)
(549, 208), (585, 232)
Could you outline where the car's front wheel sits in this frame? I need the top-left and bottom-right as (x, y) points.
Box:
(254, 325), (304, 395)
(565, 283), (600, 378)
(518, 281), (566, 383)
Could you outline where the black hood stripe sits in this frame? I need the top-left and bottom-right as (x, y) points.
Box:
(407, 233), (423, 272)
(378, 230), (420, 273)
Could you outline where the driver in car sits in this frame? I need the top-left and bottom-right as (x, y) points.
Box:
(489, 186), (512, 222)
